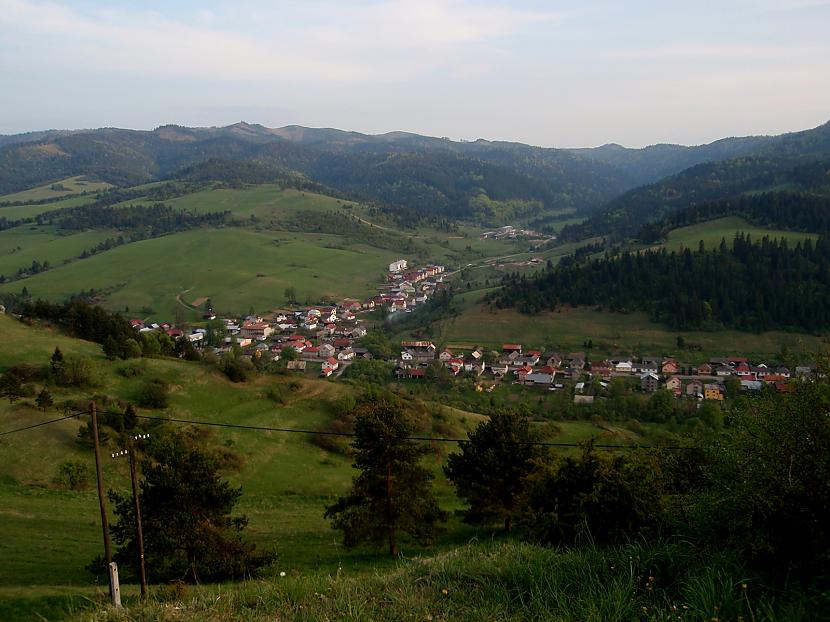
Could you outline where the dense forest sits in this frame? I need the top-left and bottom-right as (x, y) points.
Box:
(562, 122), (830, 241)
(489, 234), (830, 332)
(638, 191), (830, 243)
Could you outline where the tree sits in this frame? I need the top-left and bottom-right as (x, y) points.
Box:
(444, 413), (545, 532)
(108, 431), (271, 582)
(136, 378), (169, 408)
(123, 403), (138, 430)
(325, 397), (446, 556)
(35, 387), (53, 412)
(283, 286), (297, 305)
(103, 335), (120, 360)
(0, 372), (23, 403)
(50, 346), (64, 373)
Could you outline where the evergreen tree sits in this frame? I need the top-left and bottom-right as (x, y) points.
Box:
(325, 397), (446, 556)
(444, 413), (545, 532)
(123, 403), (138, 431)
(108, 430), (270, 582)
(50, 346), (64, 373)
(0, 372), (23, 404)
(35, 387), (53, 412)
(102, 335), (120, 360)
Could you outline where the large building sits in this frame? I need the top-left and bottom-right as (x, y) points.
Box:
(388, 259), (408, 273)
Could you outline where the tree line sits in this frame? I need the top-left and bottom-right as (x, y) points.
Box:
(488, 233), (830, 332)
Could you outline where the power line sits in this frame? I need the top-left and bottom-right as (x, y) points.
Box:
(0, 410), (85, 437)
(0, 409), (697, 450)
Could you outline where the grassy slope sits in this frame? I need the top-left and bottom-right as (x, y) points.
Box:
(427, 295), (821, 362)
(0, 228), (400, 318)
(0, 194), (99, 221)
(662, 216), (817, 251)
(0, 315), (625, 603)
(0, 177), (112, 203)
(0, 227), (117, 279)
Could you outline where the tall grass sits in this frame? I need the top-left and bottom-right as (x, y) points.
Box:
(79, 540), (821, 622)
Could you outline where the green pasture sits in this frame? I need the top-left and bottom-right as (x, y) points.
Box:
(0, 176), (111, 203)
(429, 300), (821, 362)
(0, 226), (117, 279)
(0, 194), (99, 221)
(0, 315), (624, 608)
(662, 216), (817, 251)
(0, 228), (401, 318)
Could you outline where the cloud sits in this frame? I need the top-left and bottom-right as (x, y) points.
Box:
(0, 0), (560, 84)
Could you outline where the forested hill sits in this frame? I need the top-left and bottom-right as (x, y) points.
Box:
(563, 121), (830, 241)
(638, 191), (830, 243)
(3, 121), (825, 227)
(488, 234), (830, 332)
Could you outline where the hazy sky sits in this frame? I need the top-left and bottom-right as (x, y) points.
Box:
(1, 0), (829, 147)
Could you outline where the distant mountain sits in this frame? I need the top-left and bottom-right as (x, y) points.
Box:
(2, 120), (828, 228)
(563, 120), (830, 240)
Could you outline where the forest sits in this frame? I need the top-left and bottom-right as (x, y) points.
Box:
(489, 233), (830, 332)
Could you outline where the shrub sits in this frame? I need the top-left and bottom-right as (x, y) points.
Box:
(55, 459), (91, 490)
(136, 378), (170, 409)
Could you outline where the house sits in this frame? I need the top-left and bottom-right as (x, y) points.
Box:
(515, 365), (534, 382)
(735, 362), (752, 377)
(641, 372), (659, 392)
(695, 363), (713, 376)
(715, 365), (734, 377)
(463, 356), (485, 376)
(590, 361), (613, 379)
(439, 349), (454, 362)
(639, 358), (660, 374)
(490, 363), (509, 378)
(322, 357), (339, 373)
(612, 359), (633, 373)
(661, 358), (679, 375)
(686, 380), (704, 398)
(240, 321), (273, 340)
(286, 360), (306, 371)
(447, 358), (464, 375)
(665, 375), (682, 396)
(401, 341), (436, 362)
(337, 348), (355, 361)
(503, 344), (523, 354)
(400, 368), (425, 379)
(524, 372), (555, 386)
(319, 343), (336, 359)
(741, 380), (763, 392)
(704, 383), (725, 400)
(389, 259), (408, 273)
(573, 395), (594, 405)
(516, 353), (541, 367)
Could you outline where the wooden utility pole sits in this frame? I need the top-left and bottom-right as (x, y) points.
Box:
(128, 438), (148, 599)
(90, 402), (119, 606)
(113, 433), (150, 599)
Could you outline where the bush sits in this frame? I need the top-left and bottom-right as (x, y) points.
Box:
(136, 378), (170, 409)
(55, 355), (99, 388)
(55, 459), (91, 490)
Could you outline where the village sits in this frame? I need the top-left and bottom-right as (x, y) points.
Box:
(124, 256), (814, 400)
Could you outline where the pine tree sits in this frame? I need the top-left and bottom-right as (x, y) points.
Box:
(35, 387), (53, 412)
(325, 397), (446, 556)
(50, 347), (64, 373)
(123, 404), (137, 430)
(444, 413), (545, 532)
(0, 372), (23, 404)
(102, 335), (120, 360)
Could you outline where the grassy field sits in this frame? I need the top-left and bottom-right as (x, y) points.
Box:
(426, 298), (822, 361)
(0, 177), (111, 203)
(0, 194), (100, 221)
(0, 227), (117, 279)
(0, 315), (634, 622)
(0, 228), (402, 318)
(662, 216), (817, 251)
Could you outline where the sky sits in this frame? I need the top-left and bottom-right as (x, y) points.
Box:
(1, 0), (829, 147)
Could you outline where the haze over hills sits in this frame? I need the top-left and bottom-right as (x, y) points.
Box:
(2, 120), (828, 228)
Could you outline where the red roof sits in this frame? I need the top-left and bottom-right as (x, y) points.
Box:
(407, 369), (426, 377)
(503, 344), (522, 350)
(326, 357), (338, 365)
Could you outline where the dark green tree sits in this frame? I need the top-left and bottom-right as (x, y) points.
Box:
(325, 397), (446, 556)
(444, 413), (545, 532)
(103, 335), (120, 360)
(50, 346), (64, 373)
(0, 372), (23, 404)
(108, 431), (271, 582)
(35, 387), (53, 412)
(123, 403), (138, 430)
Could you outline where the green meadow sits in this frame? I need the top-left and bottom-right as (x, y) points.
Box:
(426, 297), (821, 362)
(0, 176), (112, 203)
(662, 216), (817, 251)
(0, 194), (100, 221)
(0, 315), (627, 621)
(0, 228), (401, 318)
(0, 227), (117, 279)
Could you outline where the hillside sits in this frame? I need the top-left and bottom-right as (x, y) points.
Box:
(565, 121), (830, 240)
(4, 121), (826, 227)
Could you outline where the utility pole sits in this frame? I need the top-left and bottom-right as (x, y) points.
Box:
(113, 433), (150, 599)
(90, 402), (119, 606)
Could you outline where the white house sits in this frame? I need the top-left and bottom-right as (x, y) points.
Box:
(389, 259), (408, 273)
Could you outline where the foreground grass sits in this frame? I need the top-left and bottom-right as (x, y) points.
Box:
(64, 541), (823, 622)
